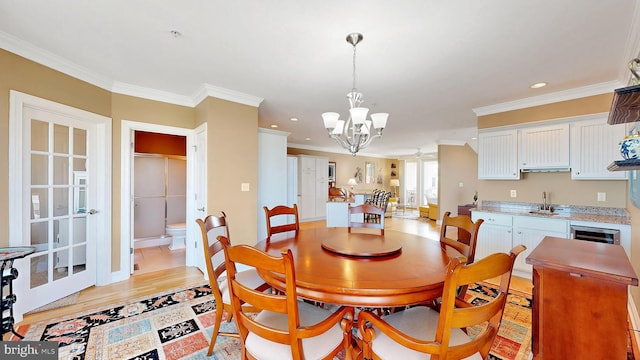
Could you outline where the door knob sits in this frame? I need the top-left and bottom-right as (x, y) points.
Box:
(197, 207), (205, 212)
(88, 209), (98, 214)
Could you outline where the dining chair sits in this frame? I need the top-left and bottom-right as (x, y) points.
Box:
(358, 245), (526, 360)
(196, 213), (270, 356)
(222, 240), (354, 360)
(349, 203), (385, 235)
(263, 204), (300, 238)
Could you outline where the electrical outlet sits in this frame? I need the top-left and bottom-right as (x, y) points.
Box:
(597, 192), (606, 201)
(459, 182), (464, 188)
(510, 190), (517, 198)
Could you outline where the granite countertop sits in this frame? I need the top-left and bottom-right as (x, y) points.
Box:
(472, 201), (631, 225)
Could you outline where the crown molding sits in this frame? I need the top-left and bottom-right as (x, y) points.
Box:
(0, 30), (114, 90)
(0, 30), (263, 109)
(192, 83), (263, 108)
(111, 82), (195, 107)
(472, 80), (624, 116)
(258, 128), (290, 137)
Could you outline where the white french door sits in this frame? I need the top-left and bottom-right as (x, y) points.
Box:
(9, 91), (111, 319)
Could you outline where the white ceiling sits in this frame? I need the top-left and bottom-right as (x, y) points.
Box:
(1, 0), (639, 157)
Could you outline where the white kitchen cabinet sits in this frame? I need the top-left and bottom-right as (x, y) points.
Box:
(512, 216), (568, 275)
(473, 211), (569, 277)
(570, 118), (627, 180)
(471, 211), (513, 261)
(298, 155), (328, 221)
(477, 129), (519, 179)
(519, 123), (570, 171)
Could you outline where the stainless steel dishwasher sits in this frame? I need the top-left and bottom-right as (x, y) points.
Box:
(569, 225), (620, 245)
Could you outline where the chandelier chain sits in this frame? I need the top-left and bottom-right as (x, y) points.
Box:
(352, 42), (357, 94)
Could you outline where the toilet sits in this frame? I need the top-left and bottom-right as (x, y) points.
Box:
(166, 223), (186, 250)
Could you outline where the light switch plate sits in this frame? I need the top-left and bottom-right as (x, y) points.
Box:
(241, 183), (250, 192)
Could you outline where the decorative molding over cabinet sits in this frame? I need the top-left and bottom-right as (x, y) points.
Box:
(297, 155), (329, 221)
(570, 117), (627, 180)
(518, 123), (570, 171)
(477, 129), (519, 179)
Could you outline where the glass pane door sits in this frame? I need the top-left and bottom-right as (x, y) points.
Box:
(29, 118), (89, 289)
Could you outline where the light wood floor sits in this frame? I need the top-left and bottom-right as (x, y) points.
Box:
(13, 215), (532, 329)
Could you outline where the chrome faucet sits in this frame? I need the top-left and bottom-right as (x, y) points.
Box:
(542, 191), (549, 211)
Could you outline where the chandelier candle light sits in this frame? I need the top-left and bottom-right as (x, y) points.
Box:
(323, 33), (388, 156)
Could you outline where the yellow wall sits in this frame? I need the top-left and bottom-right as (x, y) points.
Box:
(0, 49), (260, 274)
(438, 144), (478, 218)
(478, 93), (614, 128)
(197, 97), (259, 246)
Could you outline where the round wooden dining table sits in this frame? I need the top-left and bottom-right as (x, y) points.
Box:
(254, 227), (461, 308)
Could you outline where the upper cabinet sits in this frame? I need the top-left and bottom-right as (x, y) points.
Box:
(478, 113), (629, 180)
(478, 129), (519, 180)
(571, 118), (627, 180)
(518, 123), (570, 171)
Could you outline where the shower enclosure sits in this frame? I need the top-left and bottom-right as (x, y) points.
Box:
(133, 154), (186, 247)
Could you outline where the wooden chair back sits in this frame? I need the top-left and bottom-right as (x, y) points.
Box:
(359, 245), (526, 360)
(436, 245), (525, 359)
(263, 204), (300, 238)
(348, 203), (385, 235)
(440, 211), (484, 263)
(439, 211), (484, 299)
(222, 241), (353, 360)
(195, 213), (235, 355)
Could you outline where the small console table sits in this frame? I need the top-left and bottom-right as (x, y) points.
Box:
(526, 237), (637, 359)
(1, 246), (35, 339)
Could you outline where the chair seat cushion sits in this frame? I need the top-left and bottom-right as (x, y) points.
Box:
(246, 301), (345, 360)
(370, 306), (482, 360)
(218, 268), (266, 304)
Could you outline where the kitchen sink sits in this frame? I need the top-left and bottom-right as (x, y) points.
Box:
(528, 210), (557, 216)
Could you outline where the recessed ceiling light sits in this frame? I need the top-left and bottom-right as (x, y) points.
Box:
(271, 124), (278, 128)
(290, 117), (299, 122)
(530, 82), (547, 89)
(305, 137), (311, 141)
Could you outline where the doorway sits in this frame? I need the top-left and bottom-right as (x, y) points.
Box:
(402, 159), (438, 209)
(120, 121), (200, 281)
(132, 131), (187, 274)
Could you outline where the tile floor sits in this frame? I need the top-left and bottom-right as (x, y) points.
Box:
(133, 245), (186, 275)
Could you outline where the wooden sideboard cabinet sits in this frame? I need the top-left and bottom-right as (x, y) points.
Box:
(526, 236), (638, 359)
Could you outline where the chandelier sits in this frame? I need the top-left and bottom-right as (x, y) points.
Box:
(322, 33), (388, 156)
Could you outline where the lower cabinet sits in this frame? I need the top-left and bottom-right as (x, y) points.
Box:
(512, 216), (568, 274)
(471, 212), (512, 261)
(472, 211), (569, 277)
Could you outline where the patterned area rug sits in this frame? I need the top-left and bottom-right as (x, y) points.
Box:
(13, 282), (531, 360)
(466, 282), (532, 360)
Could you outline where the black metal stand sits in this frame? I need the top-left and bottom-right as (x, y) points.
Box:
(1, 247), (35, 339)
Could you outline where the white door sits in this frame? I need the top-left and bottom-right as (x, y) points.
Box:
(9, 91), (111, 319)
(194, 123), (207, 274)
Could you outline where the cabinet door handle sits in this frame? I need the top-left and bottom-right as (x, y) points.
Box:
(569, 272), (583, 278)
